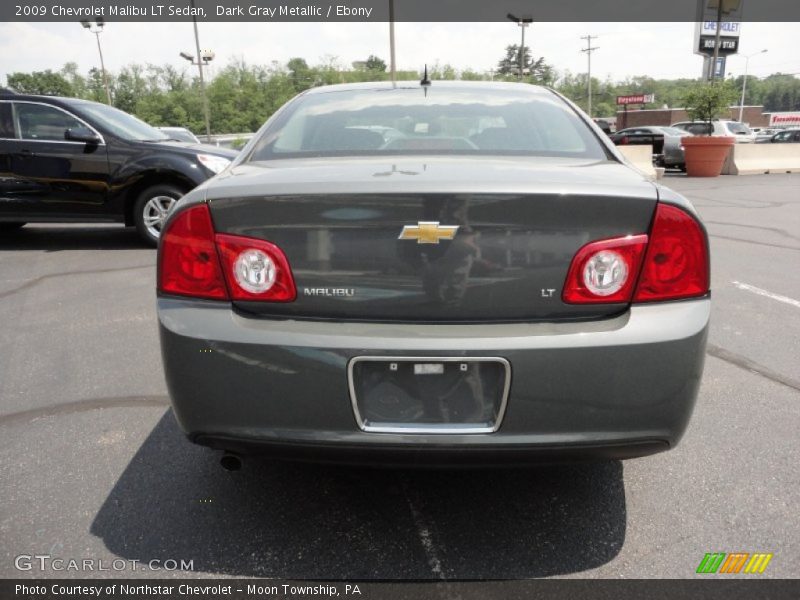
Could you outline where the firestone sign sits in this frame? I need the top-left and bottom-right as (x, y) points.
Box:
(770, 113), (800, 127)
(616, 94), (655, 106)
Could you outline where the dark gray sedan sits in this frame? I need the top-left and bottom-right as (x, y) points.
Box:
(157, 82), (710, 469)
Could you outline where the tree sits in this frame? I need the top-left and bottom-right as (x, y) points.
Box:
(365, 55), (387, 72)
(6, 70), (74, 96)
(497, 44), (531, 76)
(496, 45), (554, 85)
(60, 63), (88, 97)
(682, 81), (738, 132)
(287, 57), (314, 92)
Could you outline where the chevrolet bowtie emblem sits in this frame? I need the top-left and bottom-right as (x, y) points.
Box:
(398, 221), (459, 244)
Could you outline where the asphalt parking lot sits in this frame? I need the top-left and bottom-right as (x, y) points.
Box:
(1, 173), (798, 580)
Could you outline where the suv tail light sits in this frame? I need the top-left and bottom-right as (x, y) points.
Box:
(633, 203), (709, 302)
(562, 203), (709, 305)
(158, 204), (296, 302)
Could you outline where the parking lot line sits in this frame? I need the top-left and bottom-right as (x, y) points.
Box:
(732, 281), (800, 309)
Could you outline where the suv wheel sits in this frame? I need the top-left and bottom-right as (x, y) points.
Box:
(133, 184), (186, 246)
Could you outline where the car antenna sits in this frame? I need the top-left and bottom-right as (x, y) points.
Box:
(420, 64), (431, 86)
(420, 64), (431, 96)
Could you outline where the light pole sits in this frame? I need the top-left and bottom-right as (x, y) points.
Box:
(80, 18), (111, 104)
(507, 13), (533, 79)
(180, 0), (213, 142)
(738, 49), (767, 122)
(389, 0), (396, 84)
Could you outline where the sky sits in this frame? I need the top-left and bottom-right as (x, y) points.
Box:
(1, 21), (798, 87)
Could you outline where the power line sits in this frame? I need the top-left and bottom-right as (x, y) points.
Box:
(580, 35), (599, 117)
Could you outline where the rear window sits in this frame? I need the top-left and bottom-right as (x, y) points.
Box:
(0, 103), (15, 139)
(659, 127), (688, 136)
(725, 122), (752, 135)
(247, 86), (608, 161)
(676, 122), (713, 136)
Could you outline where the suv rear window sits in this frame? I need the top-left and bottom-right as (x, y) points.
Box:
(725, 122), (752, 135)
(0, 103), (16, 139)
(677, 122), (713, 136)
(248, 86), (607, 160)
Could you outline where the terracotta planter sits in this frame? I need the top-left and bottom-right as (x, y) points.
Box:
(682, 135), (735, 177)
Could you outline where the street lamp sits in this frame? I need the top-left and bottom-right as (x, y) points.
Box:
(507, 13), (533, 79)
(738, 49), (768, 122)
(180, 0), (213, 142)
(80, 18), (111, 104)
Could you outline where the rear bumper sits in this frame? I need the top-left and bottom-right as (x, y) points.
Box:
(158, 297), (710, 463)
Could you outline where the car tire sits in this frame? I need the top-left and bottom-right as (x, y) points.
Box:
(133, 184), (186, 247)
(0, 222), (26, 232)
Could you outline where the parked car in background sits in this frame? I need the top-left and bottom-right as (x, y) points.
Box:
(157, 81), (710, 469)
(593, 118), (614, 135)
(610, 126), (692, 170)
(157, 126), (201, 144)
(755, 128), (800, 143)
(671, 120), (756, 142)
(0, 90), (237, 245)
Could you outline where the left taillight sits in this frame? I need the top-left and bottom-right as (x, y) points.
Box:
(158, 204), (228, 300)
(215, 234), (296, 302)
(158, 204), (296, 302)
(562, 235), (649, 304)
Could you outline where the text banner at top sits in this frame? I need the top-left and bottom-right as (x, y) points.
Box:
(4, 0), (800, 22)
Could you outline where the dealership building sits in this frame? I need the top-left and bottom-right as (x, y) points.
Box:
(614, 107), (800, 130)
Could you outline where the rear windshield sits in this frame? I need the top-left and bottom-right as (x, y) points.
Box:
(725, 122), (752, 135)
(659, 127), (689, 136)
(247, 86), (608, 161)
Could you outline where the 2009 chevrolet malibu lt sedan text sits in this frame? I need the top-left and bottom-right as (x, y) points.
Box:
(157, 81), (709, 468)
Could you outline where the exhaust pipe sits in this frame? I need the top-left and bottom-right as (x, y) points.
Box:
(220, 452), (243, 471)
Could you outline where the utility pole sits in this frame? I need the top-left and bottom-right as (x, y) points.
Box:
(580, 35), (599, 117)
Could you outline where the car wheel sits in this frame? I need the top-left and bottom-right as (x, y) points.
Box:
(133, 184), (185, 246)
(0, 222), (26, 232)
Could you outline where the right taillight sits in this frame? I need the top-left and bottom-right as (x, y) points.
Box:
(633, 203), (709, 302)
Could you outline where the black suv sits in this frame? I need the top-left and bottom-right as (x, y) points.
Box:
(0, 90), (237, 245)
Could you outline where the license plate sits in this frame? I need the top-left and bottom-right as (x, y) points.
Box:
(413, 363), (445, 375)
(348, 356), (511, 434)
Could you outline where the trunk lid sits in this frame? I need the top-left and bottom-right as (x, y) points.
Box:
(207, 157), (657, 322)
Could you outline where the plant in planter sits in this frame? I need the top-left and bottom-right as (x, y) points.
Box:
(680, 81), (738, 177)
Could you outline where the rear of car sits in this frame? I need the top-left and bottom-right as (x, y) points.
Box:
(157, 82), (709, 466)
(672, 120), (756, 142)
